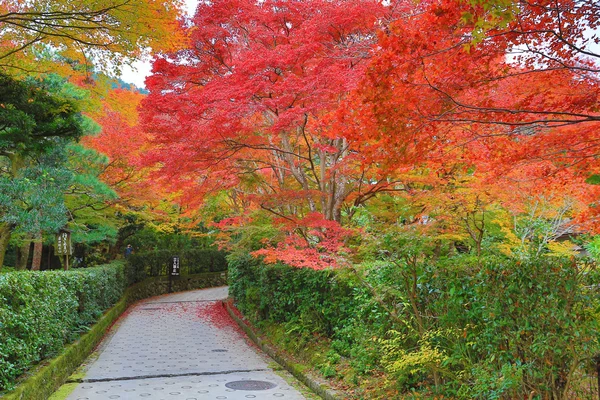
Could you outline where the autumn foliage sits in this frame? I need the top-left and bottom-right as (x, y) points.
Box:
(137, 0), (600, 268)
(2, 0), (600, 397)
(0, 0), (186, 76)
(83, 89), (161, 207)
(141, 0), (413, 266)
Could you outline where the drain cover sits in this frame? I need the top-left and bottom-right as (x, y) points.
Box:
(225, 380), (277, 391)
(211, 349), (228, 352)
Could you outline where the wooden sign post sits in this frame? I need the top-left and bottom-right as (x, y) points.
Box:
(55, 229), (73, 270)
(169, 256), (180, 293)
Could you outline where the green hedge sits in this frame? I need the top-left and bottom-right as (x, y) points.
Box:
(228, 253), (390, 350)
(127, 249), (228, 283)
(0, 262), (127, 391)
(229, 252), (600, 398)
(126, 272), (228, 300)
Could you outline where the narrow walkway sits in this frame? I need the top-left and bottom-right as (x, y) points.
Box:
(66, 287), (307, 400)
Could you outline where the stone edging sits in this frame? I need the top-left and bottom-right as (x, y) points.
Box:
(1, 272), (228, 400)
(224, 300), (341, 400)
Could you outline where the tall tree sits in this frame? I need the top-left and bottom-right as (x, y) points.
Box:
(0, 143), (73, 268)
(84, 89), (161, 208)
(351, 0), (600, 228)
(82, 88), (181, 255)
(64, 144), (119, 246)
(140, 0), (414, 267)
(0, 74), (87, 266)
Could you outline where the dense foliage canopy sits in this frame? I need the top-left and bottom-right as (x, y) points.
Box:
(2, 0), (600, 397)
(140, 0), (600, 267)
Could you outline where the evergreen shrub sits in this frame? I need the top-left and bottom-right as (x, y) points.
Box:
(228, 251), (600, 399)
(0, 261), (126, 391)
(227, 252), (390, 374)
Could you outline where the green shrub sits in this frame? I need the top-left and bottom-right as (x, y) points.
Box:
(2, 270), (228, 400)
(127, 248), (227, 284)
(228, 250), (600, 399)
(227, 252), (389, 376)
(0, 261), (126, 391)
(229, 254), (357, 330)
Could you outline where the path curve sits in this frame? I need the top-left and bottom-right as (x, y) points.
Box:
(65, 287), (307, 400)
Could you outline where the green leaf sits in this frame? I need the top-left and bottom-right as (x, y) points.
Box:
(586, 174), (600, 185)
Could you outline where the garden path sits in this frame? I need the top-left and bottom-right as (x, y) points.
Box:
(64, 287), (308, 400)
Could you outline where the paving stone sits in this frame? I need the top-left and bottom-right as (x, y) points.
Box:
(84, 303), (265, 380)
(144, 287), (229, 303)
(66, 287), (307, 400)
(68, 371), (305, 399)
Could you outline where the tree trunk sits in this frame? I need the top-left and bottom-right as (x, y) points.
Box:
(0, 223), (11, 268)
(31, 233), (43, 270)
(15, 239), (31, 270)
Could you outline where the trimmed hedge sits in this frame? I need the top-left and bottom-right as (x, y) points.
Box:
(127, 249), (228, 283)
(127, 272), (228, 300)
(228, 253), (388, 338)
(1, 270), (228, 400)
(2, 292), (129, 400)
(229, 251), (600, 399)
(227, 253), (398, 389)
(0, 262), (127, 392)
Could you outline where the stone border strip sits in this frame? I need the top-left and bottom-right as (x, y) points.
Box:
(1, 272), (228, 400)
(80, 368), (270, 383)
(224, 300), (341, 400)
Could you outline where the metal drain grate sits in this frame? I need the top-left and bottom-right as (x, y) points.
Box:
(211, 349), (228, 352)
(225, 380), (277, 391)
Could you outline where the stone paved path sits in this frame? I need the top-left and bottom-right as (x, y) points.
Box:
(65, 287), (307, 400)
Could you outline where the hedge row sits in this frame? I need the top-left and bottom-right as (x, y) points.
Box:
(228, 253), (388, 339)
(127, 249), (228, 283)
(0, 262), (127, 391)
(228, 252), (600, 398)
(126, 272), (228, 300)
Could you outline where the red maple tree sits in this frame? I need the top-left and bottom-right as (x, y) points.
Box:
(140, 0), (416, 267)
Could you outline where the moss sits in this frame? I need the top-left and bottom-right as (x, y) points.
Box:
(46, 383), (78, 400)
(65, 371), (86, 383)
(270, 363), (321, 400)
(46, 357), (92, 400)
(1, 271), (228, 400)
(268, 362), (284, 371)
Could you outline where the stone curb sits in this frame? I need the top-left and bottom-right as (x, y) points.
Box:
(224, 300), (341, 400)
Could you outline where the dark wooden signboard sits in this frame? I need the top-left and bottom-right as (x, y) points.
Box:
(171, 256), (180, 276)
(168, 256), (180, 293)
(55, 230), (72, 255)
(55, 229), (73, 270)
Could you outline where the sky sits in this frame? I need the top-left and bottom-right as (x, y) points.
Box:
(120, 59), (153, 88)
(119, 0), (198, 88)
